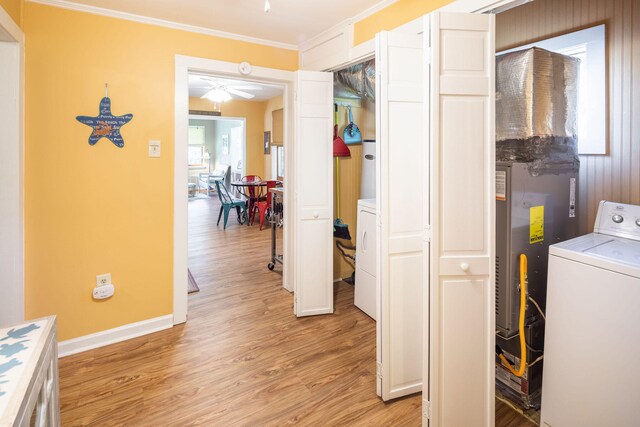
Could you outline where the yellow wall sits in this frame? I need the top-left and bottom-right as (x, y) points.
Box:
(263, 95), (284, 179)
(0, 0), (21, 27)
(189, 97), (268, 179)
(24, 2), (297, 341)
(353, 0), (454, 45)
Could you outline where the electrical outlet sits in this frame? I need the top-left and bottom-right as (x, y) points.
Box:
(96, 273), (111, 287)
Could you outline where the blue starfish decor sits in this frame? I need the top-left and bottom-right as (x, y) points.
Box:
(76, 95), (133, 148)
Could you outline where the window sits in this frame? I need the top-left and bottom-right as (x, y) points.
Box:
(500, 25), (607, 155)
(277, 146), (284, 180)
(188, 125), (206, 167)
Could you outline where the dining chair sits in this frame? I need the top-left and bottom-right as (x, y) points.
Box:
(241, 175), (263, 224)
(250, 180), (281, 230)
(214, 180), (246, 229)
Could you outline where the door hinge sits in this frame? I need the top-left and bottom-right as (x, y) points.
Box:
(424, 225), (432, 242)
(376, 362), (383, 379)
(422, 399), (432, 420)
(424, 47), (432, 65)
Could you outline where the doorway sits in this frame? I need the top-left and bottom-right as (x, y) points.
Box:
(174, 56), (294, 323)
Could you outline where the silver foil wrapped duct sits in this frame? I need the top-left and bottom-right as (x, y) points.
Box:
(496, 47), (579, 140)
(496, 48), (580, 175)
(334, 59), (375, 101)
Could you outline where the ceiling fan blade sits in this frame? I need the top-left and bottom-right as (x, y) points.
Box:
(226, 88), (255, 99)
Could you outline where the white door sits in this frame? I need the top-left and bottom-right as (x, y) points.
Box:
(376, 30), (425, 401)
(293, 71), (334, 317)
(427, 12), (495, 427)
(0, 40), (23, 326)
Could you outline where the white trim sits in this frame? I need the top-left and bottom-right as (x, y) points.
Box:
(351, 0), (400, 25)
(58, 315), (173, 357)
(26, 0), (298, 51)
(0, 5), (24, 327)
(298, 0), (398, 54)
(0, 4), (23, 42)
(175, 55), (295, 322)
(301, 0), (527, 72)
(440, 0), (532, 13)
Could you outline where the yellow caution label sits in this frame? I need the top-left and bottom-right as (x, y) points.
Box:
(530, 206), (544, 244)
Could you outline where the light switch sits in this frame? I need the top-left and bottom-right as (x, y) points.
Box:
(149, 140), (161, 158)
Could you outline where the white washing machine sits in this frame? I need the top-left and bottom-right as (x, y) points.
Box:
(355, 198), (376, 320)
(541, 201), (640, 427)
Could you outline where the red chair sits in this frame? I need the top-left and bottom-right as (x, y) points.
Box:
(251, 181), (281, 230)
(241, 175), (262, 224)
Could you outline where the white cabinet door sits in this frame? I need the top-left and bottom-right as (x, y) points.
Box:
(427, 12), (495, 427)
(376, 30), (425, 401)
(293, 71), (334, 317)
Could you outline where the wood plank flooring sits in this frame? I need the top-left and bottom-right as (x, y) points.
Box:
(58, 195), (537, 426)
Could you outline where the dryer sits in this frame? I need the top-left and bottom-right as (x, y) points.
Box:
(541, 201), (640, 427)
(355, 198), (376, 320)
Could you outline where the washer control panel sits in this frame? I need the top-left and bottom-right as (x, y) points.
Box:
(594, 201), (640, 241)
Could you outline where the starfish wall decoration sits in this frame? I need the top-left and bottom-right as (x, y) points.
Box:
(76, 94), (133, 148)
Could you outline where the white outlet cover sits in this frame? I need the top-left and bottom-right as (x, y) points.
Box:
(96, 273), (111, 287)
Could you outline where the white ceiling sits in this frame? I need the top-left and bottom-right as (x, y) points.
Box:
(57, 0), (390, 46)
(189, 74), (283, 101)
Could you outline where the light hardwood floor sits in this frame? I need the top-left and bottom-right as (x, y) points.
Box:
(59, 195), (536, 426)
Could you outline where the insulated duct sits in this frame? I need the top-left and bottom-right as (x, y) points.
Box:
(334, 59), (375, 101)
(496, 47), (580, 175)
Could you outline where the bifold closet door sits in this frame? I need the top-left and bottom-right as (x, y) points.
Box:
(427, 11), (495, 427)
(293, 70), (335, 317)
(376, 29), (425, 401)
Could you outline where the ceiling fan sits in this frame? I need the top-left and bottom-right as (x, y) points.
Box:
(194, 76), (260, 102)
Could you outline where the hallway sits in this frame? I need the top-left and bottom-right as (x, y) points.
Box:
(58, 196), (420, 425)
(58, 196), (534, 426)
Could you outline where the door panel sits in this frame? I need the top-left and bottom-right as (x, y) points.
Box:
(441, 279), (487, 426)
(376, 30), (425, 401)
(428, 11), (495, 427)
(294, 71), (334, 317)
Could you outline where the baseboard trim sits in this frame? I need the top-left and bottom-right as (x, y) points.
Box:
(58, 315), (173, 358)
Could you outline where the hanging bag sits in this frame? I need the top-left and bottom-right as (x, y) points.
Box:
(343, 105), (362, 145)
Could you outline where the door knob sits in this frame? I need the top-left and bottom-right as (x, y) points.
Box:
(460, 262), (470, 272)
(313, 211), (319, 218)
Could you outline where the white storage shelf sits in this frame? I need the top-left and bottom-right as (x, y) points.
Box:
(0, 316), (60, 427)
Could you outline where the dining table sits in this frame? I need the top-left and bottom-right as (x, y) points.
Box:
(230, 180), (268, 199)
(230, 180), (268, 226)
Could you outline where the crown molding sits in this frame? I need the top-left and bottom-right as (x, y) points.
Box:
(299, 0), (398, 54)
(26, 0), (298, 51)
(0, 3), (23, 42)
(351, 0), (399, 23)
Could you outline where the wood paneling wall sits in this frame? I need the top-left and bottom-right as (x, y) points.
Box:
(496, 0), (640, 233)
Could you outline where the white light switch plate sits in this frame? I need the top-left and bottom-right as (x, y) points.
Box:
(149, 140), (161, 158)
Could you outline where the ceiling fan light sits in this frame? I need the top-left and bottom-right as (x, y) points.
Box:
(204, 88), (232, 103)
(264, 0), (270, 13)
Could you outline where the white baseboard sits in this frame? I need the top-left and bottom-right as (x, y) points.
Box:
(58, 314), (173, 358)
